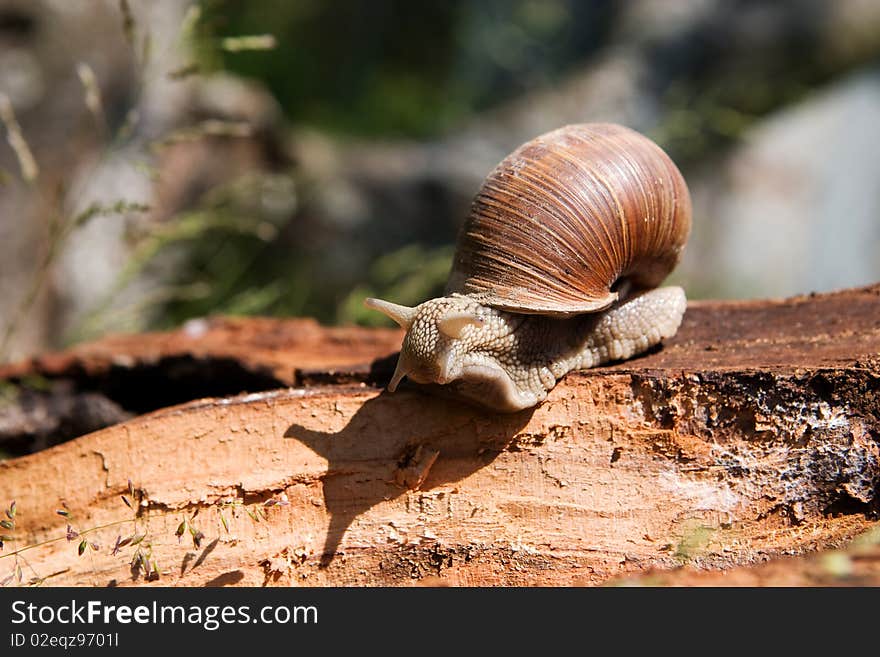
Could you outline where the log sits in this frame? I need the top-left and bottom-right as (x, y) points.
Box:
(0, 285), (878, 586)
(0, 318), (402, 452)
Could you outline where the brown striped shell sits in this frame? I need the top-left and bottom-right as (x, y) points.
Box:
(445, 123), (691, 316)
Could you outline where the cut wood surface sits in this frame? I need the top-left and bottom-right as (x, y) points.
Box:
(0, 285), (878, 586)
(0, 316), (404, 387)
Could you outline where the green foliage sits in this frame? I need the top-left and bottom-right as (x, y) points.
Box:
(67, 174), (299, 342)
(198, 0), (607, 138)
(337, 244), (454, 326)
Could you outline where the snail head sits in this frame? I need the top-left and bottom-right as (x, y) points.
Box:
(365, 294), (517, 395)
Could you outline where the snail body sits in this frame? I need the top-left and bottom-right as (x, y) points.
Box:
(366, 123), (691, 412)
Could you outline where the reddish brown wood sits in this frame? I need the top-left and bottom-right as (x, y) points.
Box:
(0, 316), (403, 385)
(0, 285), (878, 586)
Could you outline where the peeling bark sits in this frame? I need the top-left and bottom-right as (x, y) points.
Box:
(0, 285), (879, 586)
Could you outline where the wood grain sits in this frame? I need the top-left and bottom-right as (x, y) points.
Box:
(0, 285), (878, 586)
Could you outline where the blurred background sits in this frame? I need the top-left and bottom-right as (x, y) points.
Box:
(0, 0), (879, 363)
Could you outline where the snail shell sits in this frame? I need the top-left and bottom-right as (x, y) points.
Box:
(445, 123), (691, 316)
(365, 122), (691, 411)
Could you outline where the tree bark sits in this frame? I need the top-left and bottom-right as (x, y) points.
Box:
(1, 285), (878, 586)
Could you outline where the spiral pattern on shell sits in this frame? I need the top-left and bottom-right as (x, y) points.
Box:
(445, 123), (692, 316)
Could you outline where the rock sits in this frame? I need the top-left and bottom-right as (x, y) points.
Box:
(681, 69), (880, 298)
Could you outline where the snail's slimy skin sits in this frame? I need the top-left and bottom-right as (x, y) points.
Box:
(380, 287), (686, 412)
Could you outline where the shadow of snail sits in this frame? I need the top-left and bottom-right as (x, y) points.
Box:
(284, 384), (536, 567)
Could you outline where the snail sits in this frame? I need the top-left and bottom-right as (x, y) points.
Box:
(365, 123), (691, 412)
